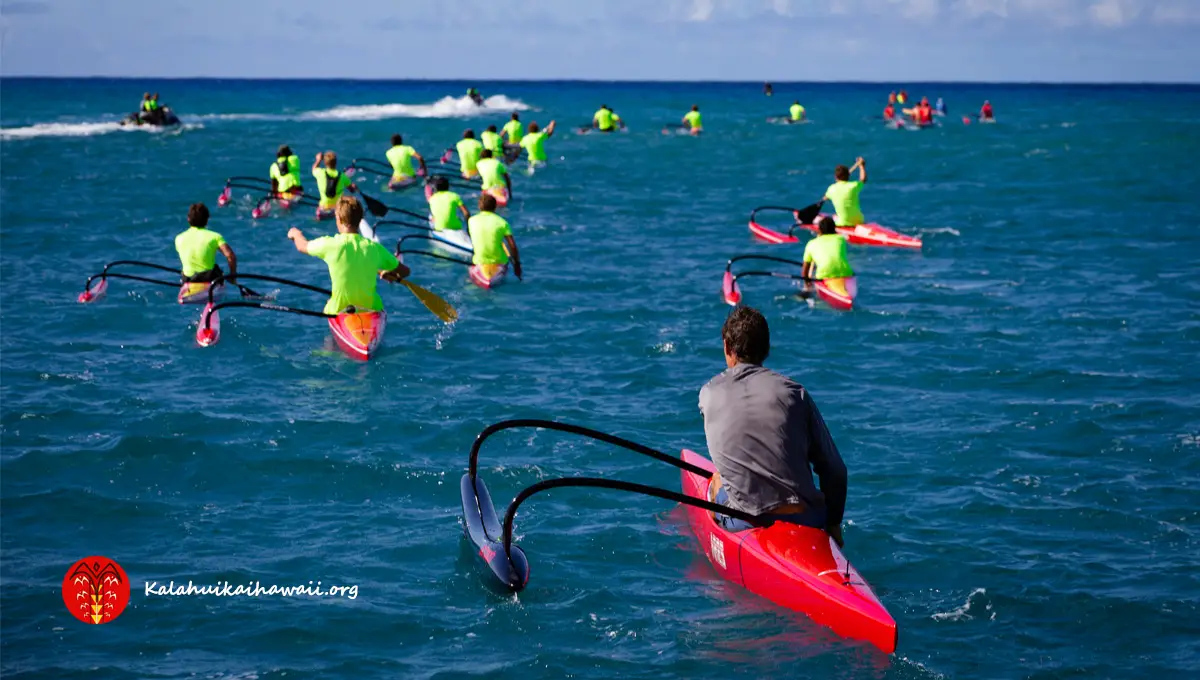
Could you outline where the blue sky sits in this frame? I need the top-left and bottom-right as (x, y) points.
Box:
(1, 0), (1198, 82)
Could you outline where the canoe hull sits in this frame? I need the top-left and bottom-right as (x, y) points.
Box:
(328, 310), (386, 361)
(680, 450), (897, 654)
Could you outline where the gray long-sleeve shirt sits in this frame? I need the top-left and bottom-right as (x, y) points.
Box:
(698, 362), (847, 526)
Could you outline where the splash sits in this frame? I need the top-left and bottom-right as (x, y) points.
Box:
(931, 587), (992, 622)
(0, 121), (200, 141)
(299, 95), (532, 121)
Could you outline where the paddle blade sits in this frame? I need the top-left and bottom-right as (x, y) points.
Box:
(401, 280), (457, 323)
(361, 192), (389, 217)
(794, 201), (824, 225)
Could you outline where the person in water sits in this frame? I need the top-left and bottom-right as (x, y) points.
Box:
(427, 176), (470, 232)
(699, 306), (847, 546)
(386, 134), (426, 184)
(481, 125), (503, 155)
(501, 113), (523, 160)
(980, 100), (994, 121)
(175, 203), (237, 284)
(270, 145), (303, 199)
(287, 196), (410, 315)
(518, 121), (557, 166)
(789, 101), (806, 123)
(821, 157), (867, 227)
(312, 151), (356, 212)
(801, 216), (854, 289)
(475, 149), (512, 200)
(897, 90), (908, 104)
(467, 193), (522, 279)
(883, 103), (896, 121)
(764, 82), (773, 96)
(888, 91), (897, 105)
(682, 104), (702, 131)
(456, 130), (484, 179)
(904, 97), (933, 126)
(935, 97), (947, 115)
(592, 105), (622, 132)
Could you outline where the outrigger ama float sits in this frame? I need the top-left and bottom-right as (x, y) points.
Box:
(460, 420), (897, 654)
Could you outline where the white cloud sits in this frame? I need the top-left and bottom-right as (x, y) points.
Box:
(894, 0), (942, 20)
(1150, 1), (1200, 24)
(1088, 0), (1140, 26)
(687, 0), (715, 21)
(956, 0), (1008, 19)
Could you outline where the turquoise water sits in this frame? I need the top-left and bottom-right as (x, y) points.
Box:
(2, 79), (1199, 679)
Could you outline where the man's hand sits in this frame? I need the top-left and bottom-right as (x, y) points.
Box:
(314, 153), (322, 163)
(287, 227), (303, 240)
(827, 523), (845, 548)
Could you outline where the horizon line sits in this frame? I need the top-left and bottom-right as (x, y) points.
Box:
(2, 75), (1199, 87)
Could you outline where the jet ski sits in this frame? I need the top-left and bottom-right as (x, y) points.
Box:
(121, 107), (181, 127)
(467, 89), (485, 106)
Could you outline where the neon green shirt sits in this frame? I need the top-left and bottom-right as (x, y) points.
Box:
(175, 227), (226, 277)
(502, 120), (523, 144)
(467, 211), (513, 266)
(594, 108), (616, 131)
(824, 180), (865, 226)
(519, 132), (548, 162)
(481, 130), (502, 154)
(313, 168), (350, 209)
(803, 233), (854, 279)
(456, 138), (483, 175)
(270, 155), (301, 193)
(386, 145), (417, 179)
(428, 190), (466, 231)
(476, 157), (507, 191)
(684, 110), (702, 128)
(305, 232), (399, 315)
(790, 104), (805, 121)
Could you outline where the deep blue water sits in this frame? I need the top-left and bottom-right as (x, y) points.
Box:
(2, 78), (1199, 679)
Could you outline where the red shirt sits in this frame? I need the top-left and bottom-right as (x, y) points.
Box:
(917, 105), (933, 124)
(883, 105), (895, 119)
(981, 104), (993, 117)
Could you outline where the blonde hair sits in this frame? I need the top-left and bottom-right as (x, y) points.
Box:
(335, 196), (363, 231)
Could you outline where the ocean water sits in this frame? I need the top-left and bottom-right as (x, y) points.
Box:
(1, 79), (1198, 679)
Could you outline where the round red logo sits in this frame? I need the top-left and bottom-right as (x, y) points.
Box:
(62, 556), (130, 625)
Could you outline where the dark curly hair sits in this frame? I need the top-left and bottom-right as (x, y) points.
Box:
(722, 306), (770, 365)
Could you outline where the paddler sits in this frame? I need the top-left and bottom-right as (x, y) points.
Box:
(518, 121), (557, 166)
(467, 193), (522, 279)
(427, 176), (470, 232)
(467, 87), (484, 106)
(903, 97), (933, 126)
(455, 130), (484, 179)
(801, 217), (854, 291)
(820, 157), (868, 227)
(897, 90), (907, 104)
(682, 104), (702, 131)
(592, 105), (622, 132)
(888, 91), (897, 105)
(882, 103), (896, 121)
(980, 100), (994, 121)
(476, 149), (512, 200)
(175, 203), (237, 284)
(312, 151), (356, 213)
(481, 125), (503, 155)
(501, 113), (523, 161)
(699, 306), (847, 546)
(789, 100), (806, 123)
(286, 196), (410, 315)
(386, 134), (427, 184)
(269, 145), (303, 199)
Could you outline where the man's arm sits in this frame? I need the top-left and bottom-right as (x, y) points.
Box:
(218, 243), (237, 278)
(544, 121), (557, 138)
(804, 390), (848, 546)
(312, 153), (322, 171)
(287, 227), (311, 254)
(380, 261), (411, 283)
(503, 235), (522, 280)
(855, 157), (867, 183)
(503, 168), (513, 195)
(414, 152), (427, 174)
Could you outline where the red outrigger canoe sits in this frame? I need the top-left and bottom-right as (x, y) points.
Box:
(680, 450), (897, 654)
(327, 310), (386, 361)
(468, 263), (507, 289)
(748, 209), (922, 249)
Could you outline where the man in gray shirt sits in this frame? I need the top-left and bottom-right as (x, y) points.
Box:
(698, 306), (848, 546)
